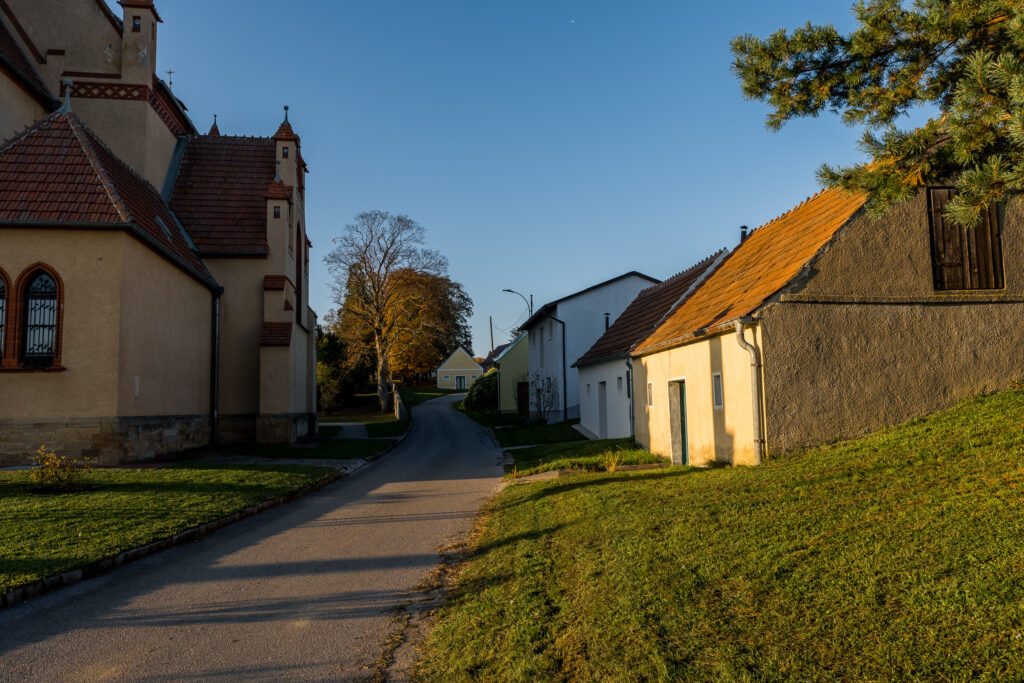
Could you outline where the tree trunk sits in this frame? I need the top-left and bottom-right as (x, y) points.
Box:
(375, 334), (390, 413)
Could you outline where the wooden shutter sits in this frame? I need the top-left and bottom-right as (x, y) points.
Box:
(928, 188), (1004, 290)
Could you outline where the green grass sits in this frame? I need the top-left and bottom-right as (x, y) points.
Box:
(319, 390), (395, 423)
(0, 463), (333, 594)
(416, 387), (1024, 680)
(399, 385), (461, 406)
(244, 437), (397, 461)
(365, 419), (409, 438)
(507, 439), (665, 477)
(456, 402), (520, 428)
(493, 419), (587, 448)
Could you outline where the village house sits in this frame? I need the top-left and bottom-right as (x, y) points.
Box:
(574, 251), (726, 439)
(0, 0), (317, 465)
(524, 271), (658, 422)
(631, 185), (1024, 466)
(494, 333), (528, 415)
(435, 346), (482, 391)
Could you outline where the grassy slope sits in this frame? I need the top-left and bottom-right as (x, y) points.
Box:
(365, 420), (409, 438)
(494, 421), (587, 448)
(0, 463), (332, 594)
(400, 386), (460, 406)
(417, 388), (1024, 681)
(508, 439), (665, 476)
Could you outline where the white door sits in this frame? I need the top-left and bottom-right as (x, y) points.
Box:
(456, 376), (466, 390)
(598, 381), (608, 439)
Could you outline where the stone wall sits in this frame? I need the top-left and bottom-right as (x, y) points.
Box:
(0, 415), (210, 466)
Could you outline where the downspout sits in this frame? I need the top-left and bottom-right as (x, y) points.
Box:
(625, 355), (635, 438)
(209, 288), (222, 446)
(734, 317), (763, 464)
(544, 314), (568, 423)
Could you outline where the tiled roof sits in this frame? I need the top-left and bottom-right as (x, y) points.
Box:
(634, 188), (867, 355)
(0, 15), (55, 107)
(273, 119), (299, 142)
(0, 111), (216, 288)
(263, 274), (292, 291)
(170, 134), (276, 255)
(575, 249), (727, 367)
(264, 178), (292, 200)
(260, 322), (292, 346)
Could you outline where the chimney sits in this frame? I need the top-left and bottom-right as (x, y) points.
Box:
(740, 225), (749, 242)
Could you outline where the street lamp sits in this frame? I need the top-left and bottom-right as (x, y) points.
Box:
(502, 288), (533, 318)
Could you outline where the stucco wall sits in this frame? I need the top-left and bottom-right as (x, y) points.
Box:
(205, 258), (263, 416)
(634, 327), (762, 467)
(496, 336), (528, 413)
(760, 192), (1024, 451)
(0, 76), (46, 143)
(116, 235), (211, 416)
(578, 360), (633, 439)
(0, 228), (122, 418)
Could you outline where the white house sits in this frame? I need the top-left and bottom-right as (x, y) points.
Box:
(574, 252), (727, 439)
(523, 271), (658, 422)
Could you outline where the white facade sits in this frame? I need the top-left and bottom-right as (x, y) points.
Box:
(578, 359), (634, 439)
(525, 273), (656, 422)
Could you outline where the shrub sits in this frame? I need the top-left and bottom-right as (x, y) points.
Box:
(31, 445), (91, 492)
(464, 370), (499, 411)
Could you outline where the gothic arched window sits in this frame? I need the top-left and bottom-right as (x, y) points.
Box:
(22, 271), (59, 367)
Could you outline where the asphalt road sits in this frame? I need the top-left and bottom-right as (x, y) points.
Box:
(0, 394), (503, 681)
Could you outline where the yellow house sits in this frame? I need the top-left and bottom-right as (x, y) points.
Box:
(495, 333), (528, 414)
(634, 185), (1024, 466)
(0, 0), (317, 465)
(436, 346), (483, 391)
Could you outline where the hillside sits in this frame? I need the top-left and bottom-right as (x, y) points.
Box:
(417, 387), (1024, 680)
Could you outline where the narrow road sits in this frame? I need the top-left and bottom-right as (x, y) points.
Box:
(0, 395), (503, 681)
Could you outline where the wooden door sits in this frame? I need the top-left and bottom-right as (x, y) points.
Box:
(456, 376), (466, 390)
(516, 382), (529, 417)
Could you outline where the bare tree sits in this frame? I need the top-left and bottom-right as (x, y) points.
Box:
(325, 211), (447, 412)
(531, 372), (560, 424)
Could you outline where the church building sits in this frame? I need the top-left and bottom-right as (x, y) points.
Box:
(0, 0), (317, 465)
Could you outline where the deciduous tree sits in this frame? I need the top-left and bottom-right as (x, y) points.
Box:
(732, 1), (1024, 225)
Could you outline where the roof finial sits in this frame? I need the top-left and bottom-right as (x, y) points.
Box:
(208, 114), (220, 136)
(283, 105), (289, 123)
(61, 78), (73, 113)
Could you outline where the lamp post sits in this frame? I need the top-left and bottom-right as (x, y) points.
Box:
(501, 288), (533, 318)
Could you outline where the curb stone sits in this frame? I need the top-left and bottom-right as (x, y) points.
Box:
(0, 415), (416, 611)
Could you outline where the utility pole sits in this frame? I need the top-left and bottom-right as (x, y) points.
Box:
(489, 316), (494, 357)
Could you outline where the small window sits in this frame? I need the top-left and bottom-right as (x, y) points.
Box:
(132, 16), (141, 32)
(626, 371), (631, 398)
(617, 376), (623, 392)
(547, 322), (553, 340)
(647, 382), (653, 407)
(282, 147), (289, 158)
(22, 272), (58, 367)
(273, 206), (281, 219)
(443, 375), (450, 380)
(471, 375), (477, 379)
(712, 373), (724, 410)
(586, 383), (591, 395)
(540, 337), (545, 367)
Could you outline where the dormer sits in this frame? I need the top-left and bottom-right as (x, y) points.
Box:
(273, 106), (301, 190)
(119, 0), (162, 84)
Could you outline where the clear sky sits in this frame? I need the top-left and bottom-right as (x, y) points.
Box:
(139, 0), (868, 356)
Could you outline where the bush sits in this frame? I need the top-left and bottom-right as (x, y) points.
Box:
(31, 445), (91, 492)
(464, 370), (499, 411)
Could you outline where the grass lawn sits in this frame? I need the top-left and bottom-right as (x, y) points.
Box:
(319, 390), (396, 424)
(399, 385), (461, 406)
(508, 438), (665, 477)
(493, 420), (587, 448)
(365, 419), (409, 438)
(456, 403), (520, 429)
(417, 387), (1024, 680)
(0, 463), (333, 595)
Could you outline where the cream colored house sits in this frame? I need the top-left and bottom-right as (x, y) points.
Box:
(495, 333), (528, 414)
(0, 0), (317, 465)
(436, 347), (483, 391)
(633, 186), (1024, 466)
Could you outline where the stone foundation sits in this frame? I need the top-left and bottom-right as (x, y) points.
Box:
(255, 412), (316, 444)
(0, 415), (211, 467)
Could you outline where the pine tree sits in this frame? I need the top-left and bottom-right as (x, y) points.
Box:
(732, 0), (1024, 225)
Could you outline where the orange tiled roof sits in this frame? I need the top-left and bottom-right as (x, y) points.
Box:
(634, 187), (867, 355)
(0, 111), (216, 289)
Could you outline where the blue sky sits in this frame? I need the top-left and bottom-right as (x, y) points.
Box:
(142, 0), (867, 355)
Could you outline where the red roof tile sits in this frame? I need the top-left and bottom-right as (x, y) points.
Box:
(0, 111), (216, 288)
(170, 134), (276, 255)
(635, 188), (867, 355)
(260, 322), (292, 346)
(263, 178), (292, 201)
(263, 274), (292, 291)
(0, 15), (54, 107)
(575, 250), (727, 367)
